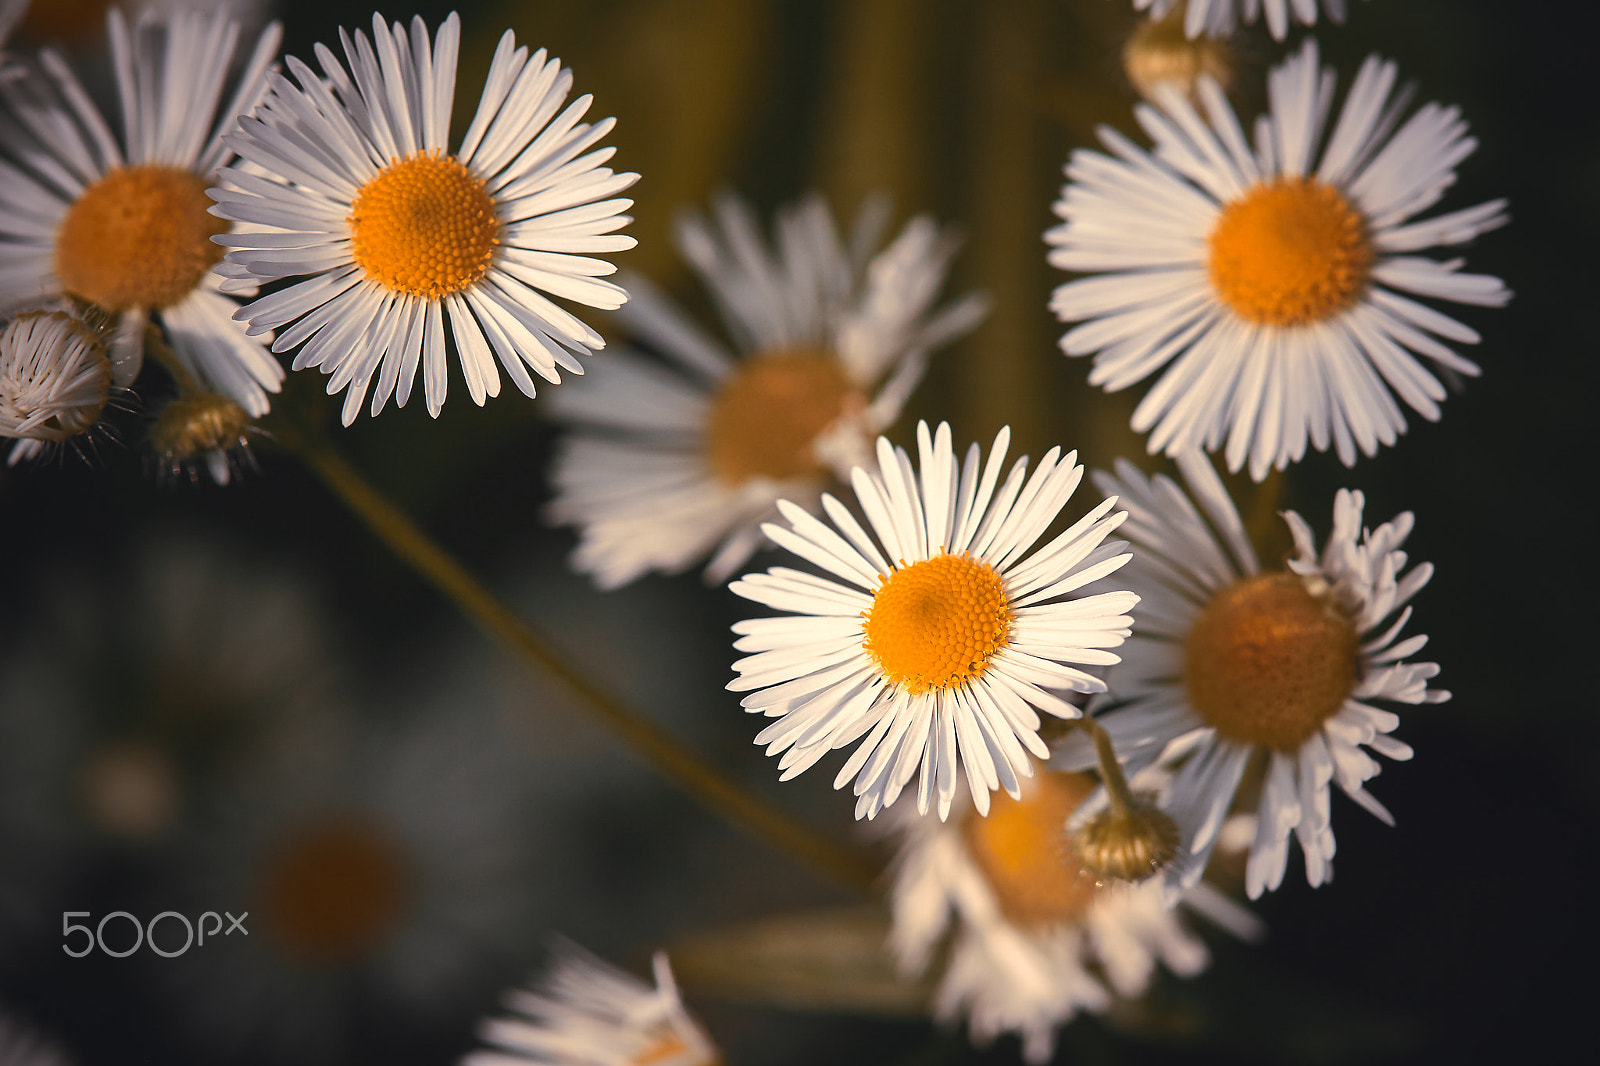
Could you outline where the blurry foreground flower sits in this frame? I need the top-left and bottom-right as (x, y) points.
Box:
(1049, 40), (1508, 480)
(1089, 454), (1444, 897)
(1134, 0), (1347, 40)
(729, 421), (1136, 820)
(0, 8), (285, 416)
(465, 946), (719, 1066)
(0, 1011), (72, 1066)
(886, 770), (1256, 1063)
(547, 195), (985, 587)
(0, 309), (112, 466)
(158, 707), (538, 1063)
(213, 13), (638, 424)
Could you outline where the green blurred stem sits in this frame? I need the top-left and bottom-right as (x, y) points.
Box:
(282, 427), (879, 895)
(1077, 715), (1136, 816)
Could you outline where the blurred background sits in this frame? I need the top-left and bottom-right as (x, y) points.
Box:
(0, 0), (1593, 1063)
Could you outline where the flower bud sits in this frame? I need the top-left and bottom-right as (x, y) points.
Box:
(1071, 791), (1181, 883)
(149, 392), (255, 484)
(1122, 11), (1234, 104)
(0, 309), (111, 461)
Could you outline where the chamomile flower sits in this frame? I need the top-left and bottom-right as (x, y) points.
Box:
(465, 946), (720, 1066)
(1048, 39), (1509, 480)
(887, 770), (1256, 1063)
(0, 8), (285, 417)
(1134, 0), (1347, 40)
(211, 13), (638, 424)
(0, 309), (112, 466)
(728, 421), (1137, 821)
(1088, 453), (1445, 897)
(546, 195), (985, 587)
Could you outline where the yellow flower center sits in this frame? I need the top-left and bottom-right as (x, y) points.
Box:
(1207, 176), (1372, 327)
(348, 151), (500, 299)
(964, 771), (1100, 926)
(1184, 571), (1360, 751)
(862, 552), (1012, 695)
(704, 350), (860, 485)
(257, 816), (410, 966)
(55, 165), (228, 311)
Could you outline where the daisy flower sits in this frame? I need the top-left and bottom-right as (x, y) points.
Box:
(0, 8), (285, 418)
(0, 308), (112, 466)
(465, 946), (720, 1066)
(546, 194), (985, 587)
(887, 770), (1257, 1063)
(1134, 0), (1348, 40)
(1048, 39), (1509, 480)
(1088, 453), (1445, 897)
(210, 13), (638, 424)
(728, 421), (1138, 821)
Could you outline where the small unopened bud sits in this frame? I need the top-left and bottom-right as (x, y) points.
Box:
(1071, 791), (1181, 883)
(1122, 12), (1234, 104)
(149, 392), (256, 485)
(0, 309), (112, 462)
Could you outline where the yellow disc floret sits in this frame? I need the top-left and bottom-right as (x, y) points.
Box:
(705, 350), (859, 485)
(55, 165), (228, 311)
(1184, 571), (1360, 751)
(1207, 176), (1372, 327)
(862, 552), (1012, 694)
(348, 151), (500, 299)
(963, 771), (1100, 927)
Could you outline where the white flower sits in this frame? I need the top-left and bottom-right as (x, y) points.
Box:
(211, 13), (638, 424)
(1048, 39), (1509, 480)
(546, 194), (985, 588)
(0, 8), (285, 417)
(1088, 452), (1445, 897)
(465, 947), (719, 1066)
(886, 771), (1257, 1063)
(0, 309), (112, 465)
(728, 421), (1137, 820)
(1134, 0), (1348, 40)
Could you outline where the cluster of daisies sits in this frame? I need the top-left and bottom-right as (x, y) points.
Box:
(0, 0), (1504, 1063)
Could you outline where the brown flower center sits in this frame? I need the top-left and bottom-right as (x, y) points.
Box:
(704, 350), (859, 484)
(257, 815), (410, 965)
(964, 771), (1101, 926)
(1184, 571), (1360, 750)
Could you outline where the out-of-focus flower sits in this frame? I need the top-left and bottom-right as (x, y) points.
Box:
(885, 769), (1256, 1063)
(147, 391), (257, 485)
(0, 309), (112, 466)
(1087, 453), (1444, 897)
(1121, 6), (1234, 103)
(211, 13), (638, 424)
(0, 9), (285, 417)
(1133, 0), (1348, 40)
(1049, 40), (1508, 480)
(547, 194), (984, 588)
(729, 421), (1136, 820)
(0, 1011), (73, 1066)
(157, 707), (540, 1064)
(464, 946), (720, 1066)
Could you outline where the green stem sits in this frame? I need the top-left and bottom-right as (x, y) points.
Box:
(1077, 715), (1136, 816)
(279, 424), (879, 895)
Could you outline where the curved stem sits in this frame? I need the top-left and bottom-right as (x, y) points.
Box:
(279, 425), (879, 895)
(1076, 715), (1136, 816)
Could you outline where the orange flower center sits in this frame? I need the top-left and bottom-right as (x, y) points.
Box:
(1184, 571), (1360, 750)
(964, 771), (1100, 926)
(1207, 176), (1372, 326)
(704, 350), (859, 484)
(55, 165), (227, 310)
(348, 151), (500, 299)
(862, 552), (1012, 695)
(257, 816), (410, 965)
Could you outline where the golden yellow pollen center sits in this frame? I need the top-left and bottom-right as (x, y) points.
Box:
(704, 350), (860, 485)
(1184, 571), (1360, 751)
(1207, 177), (1372, 327)
(348, 152), (500, 299)
(55, 165), (227, 311)
(257, 816), (410, 966)
(964, 771), (1100, 926)
(862, 552), (1012, 695)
